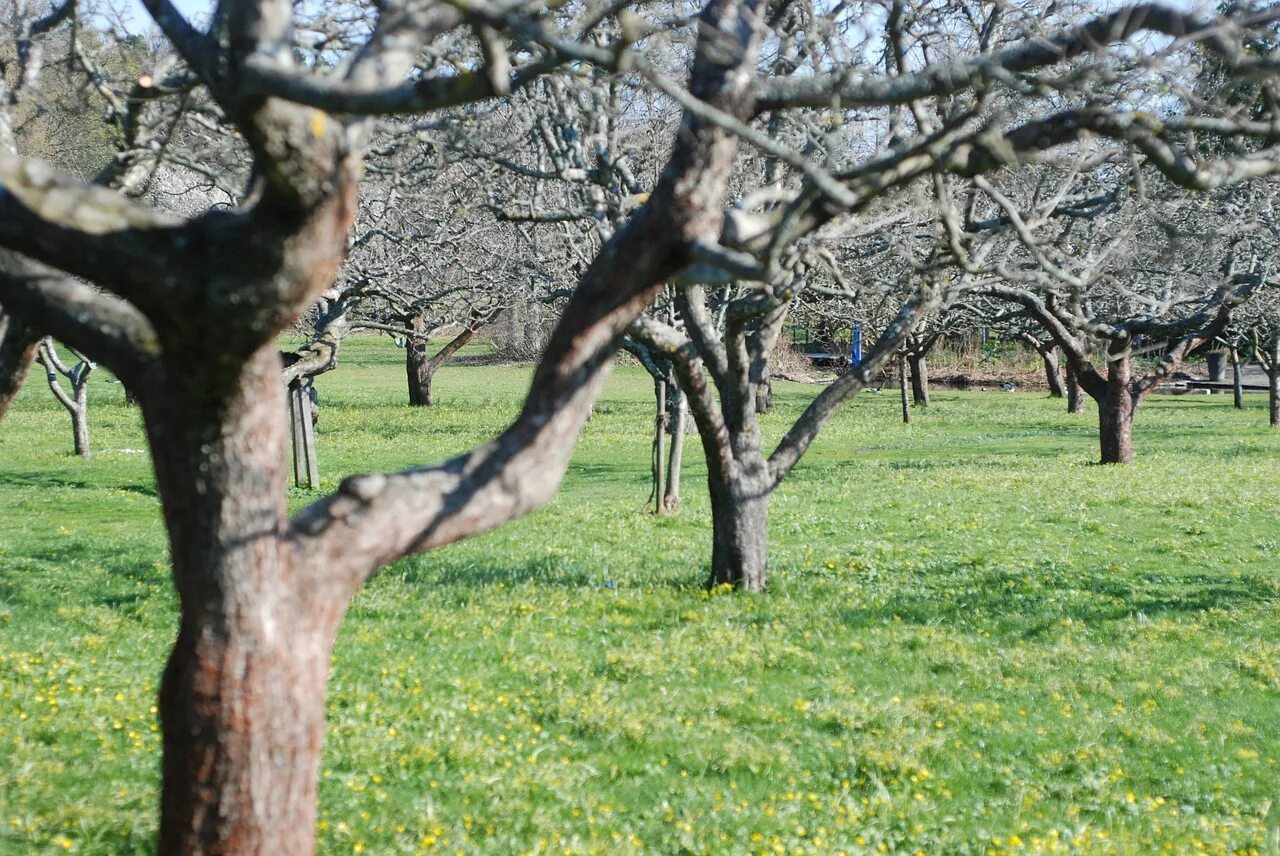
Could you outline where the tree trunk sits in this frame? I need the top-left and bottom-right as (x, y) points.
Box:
(707, 473), (769, 592)
(1042, 349), (1065, 398)
(71, 404), (90, 458)
(1270, 369), (1280, 428)
(0, 312), (39, 420)
(406, 315), (433, 407)
(1098, 354), (1135, 464)
(146, 345), (339, 856)
(747, 315), (777, 415)
(407, 322), (478, 407)
(908, 353), (929, 406)
(1270, 337), (1279, 428)
(663, 387), (685, 512)
(752, 377), (774, 413)
(899, 351), (910, 424)
(1066, 365), (1084, 414)
(1230, 346), (1244, 409)
(70, 371), (91, 458)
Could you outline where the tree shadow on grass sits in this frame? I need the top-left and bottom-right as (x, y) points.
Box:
(394, 554), (601, 589)
(0, 469), (157, 498)
(836, 563), (1279, 637)
(0, 540), (169, 620)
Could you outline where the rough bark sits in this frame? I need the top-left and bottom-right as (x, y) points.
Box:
(1065, 364), (1085, 414)
(908, 352), (929, 406)
(752, 377), (774, 413)
(146, 345), (340, 856)
(0, 309), (39, 419)
(1042, 349), (1065, 398)
(406, 353), (431, 405)
(747, 309), (782, 414)
(1271, 362), (1280, 427)
(1268, 336), (1280, 427)
(407, 319), (478, 407)
(405, 315), (434, 406)
(708, 471), (769, 591)
(1097, 351), (1135, 464)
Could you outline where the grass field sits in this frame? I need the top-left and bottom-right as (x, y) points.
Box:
(2, 335), (1279, 855)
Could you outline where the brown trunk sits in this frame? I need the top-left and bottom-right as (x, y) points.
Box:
(146, 345), (338, 856)
(407, 321), (477, 407)
(1066, 365), (1085, 414)
(908, 353), (929, 406)
(1042, 349), (1065, 398)
(1271, 338), (1280, 428)
(899, 351), (911, 423)
(159, 617), (334, 856)
(1098, 352), (1135, 464)
(406, 315), (432, 407)
(0, 312), (39, 420)
(708, 472), (769, 592)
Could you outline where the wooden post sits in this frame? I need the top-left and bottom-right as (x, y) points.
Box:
(1230, 346), (1244, 409)
(289, 380), (319, 489)
(899, 351), (911, 424)
(654, 379), (666, 514)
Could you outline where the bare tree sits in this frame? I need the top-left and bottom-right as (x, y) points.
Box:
(1252, 323), (1280, 425)
(3, 0), (1280, 851)
(0, 0), (774, 850)
(34, 337), (94, 455)
(963, 165), (1274, 463)
(1230, 285), (1280, 424)
(1018, 330), (1068, 398)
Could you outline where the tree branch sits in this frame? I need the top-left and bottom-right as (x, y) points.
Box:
(767, 287), (943, 487)
(754, 4), (1273, 111)
(285, 0), (770, 602)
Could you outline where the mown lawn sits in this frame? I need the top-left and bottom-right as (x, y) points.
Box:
(1, 335), (1278, 855)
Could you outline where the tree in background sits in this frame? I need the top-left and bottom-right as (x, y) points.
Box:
(33, 338), (94, 456)
(963, 165), (1274, 463)
(0, 0), (778, 849)
(3, 0), (1280, 851)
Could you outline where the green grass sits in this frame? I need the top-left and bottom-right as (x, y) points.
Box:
(2, 335), (1279, 855)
